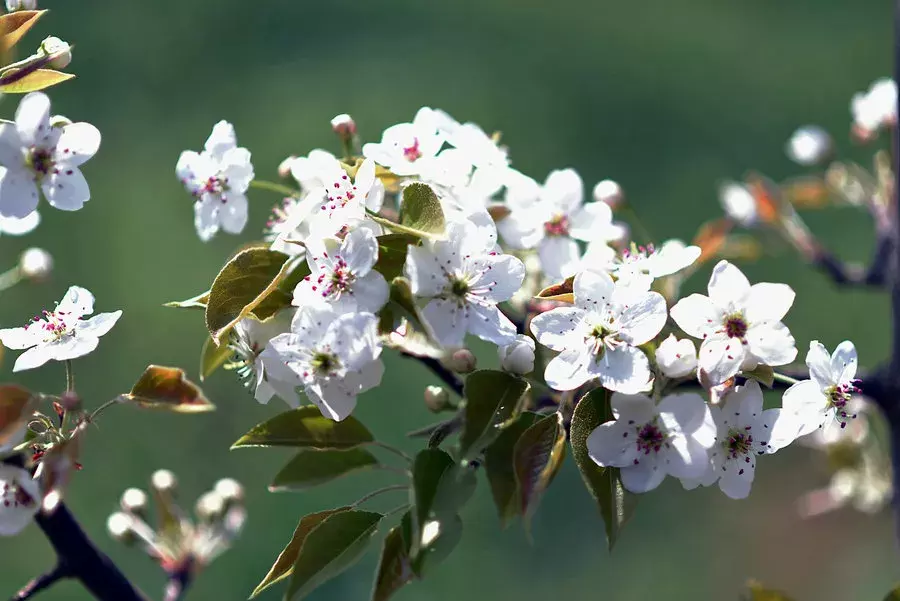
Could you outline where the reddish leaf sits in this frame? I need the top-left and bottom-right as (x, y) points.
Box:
(119, 365), (214, 413)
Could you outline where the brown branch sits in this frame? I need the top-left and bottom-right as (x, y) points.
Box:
(810, 235), (893, 287)
(10, 562), (72, 601)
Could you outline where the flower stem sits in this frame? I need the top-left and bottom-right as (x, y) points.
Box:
(371, 441), (413, 463)
(771, 372), (799, 386)
(0, 265), (22, 292)
(88, 399), (120, 423)
(351, 484), (409, 508)
(65, 360), (75, 393)
(249, 179), (300, 198)
(366, 211), (439, 240)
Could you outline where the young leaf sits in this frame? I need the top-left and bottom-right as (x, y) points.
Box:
(205, 248), (300, 344)
(0, 10), (46, 50)
(199, 336), (233, 381)
(163, 290), (210, 309)
(374, 234), (418, 281)
(742, 364), (775, 389)
(250, 507), (349, 598)
(570, 388), (637, 550)
(371, 522), (415, 601)
(512, 412), (567, 526)
(536, 275), (575, 304)
(0, 384), (33, 447)
(408, 510), (462, 578)
(270, 448), (379, 492)
(398, 182), (445, 235)
(118, 366), (215, 413)
(410, 448), (455, 541)
(286, 510), (383, 600)
(232, 407), (374, 449)
(484, 412), (540, 527)
(884, 585), (900, 601)
(459, 370), (530, 460)
(0, 69), (75, 94)
(744, 580), (795, 601)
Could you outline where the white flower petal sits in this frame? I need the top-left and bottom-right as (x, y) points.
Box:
(718, 458), (754, 499)
(658, 393), (716, 447)
(620, 458), (667, 493)
(54, 122), (100, 167)
(404, 243), (446, 297)
(805, 340), (834, 388)
(467, 302), (517, 346)
(707, 260), (750, 310)
(0, 210), (39, 235)
(698, 334), (745, 385)
(586, 421), (639, 468)
(538, 236), (580, 280)
(831, 340), (858, 383)
(743, 283), (795, 324)
(594, 345), (652, 394)
(351, 271), (389, 314)
(204, 120), (237, 159)
(41, 167), (90, 211)
(544, 348), (592, 391)
(0, 168), (39, 218)
(193, 196), (219, 242)
(0, 465), (40, 536)
(48, 334), (99, 362)
(12, 345), (51, 372)
(57, 286), (95, 317)
(219, 193), (249, 234)
(615, 290), (667, 346)
(306, 381), (358, 422)
(541, 168), (583, 215)
(15, 92), (50, 148)
(422, 298), (468, 348)
(670, 294), (721, 339)
(0, 325), (41, 350)
(568, 201), (613, 241)
(342, 227), (379, 275)
(655, 335), (698, 379)
(468, 254), (525, 303)
(574, 269), (615, 310)
(781, 379), (828, 437)
(529, 306), (584, 351)
(78, 310), (122, 338)
(746, 321), (796, 367)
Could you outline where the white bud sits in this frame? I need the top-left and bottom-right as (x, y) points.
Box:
(120, 488), (148, 514)
(424, 385), (450, 413)
(195, 491), (225, 521)
(18, 247), (52, 281)
(214, 478), (243, 504)
(446, 349), (477, 374)
(151, 469), (177, 493)
(654, 334), (697, 378)
(277, 155), (297, 179)
(5, 0), (37, 11)
(718, 181), (757, 226)
(106, 512), (135, 542)
(592, 179), (623, 209)
(330, 114), (356, 138)
(49, 115), (72, 128)
(498, 334), (535, 375)
(40, 36), (72, 70)
(785, 125), (832, 167)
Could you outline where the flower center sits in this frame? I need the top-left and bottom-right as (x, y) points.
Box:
(724, 313), (748, 339)
(724, 427), (753, 459)
(825, 381), (861, 428)
(620, 243), (656, 265)
(1, 478), (36, 509)
(449, 276), (470, 299)
(635, 420), (667, 455)
(321, 175), (356, 215)
(27, 147), (54, 177)
(402, 138), (423, 162)
(543, 214), (570, 237)
(310, 351), (340, 375)
(32, 309), (77, 342)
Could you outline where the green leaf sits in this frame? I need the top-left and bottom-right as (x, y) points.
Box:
(270, 448), (379, 492)
(251, 507), (349, 598)
(118, 365), (215, 413)
(371, 522), (415, 601)
(742, 364), (775, 388)
(286, 510), (383, 600)
(399, 183), (445, 235)
(410, 449), (455, 542)
(232, 407), (374, 449)
(199, 336), (233, 381)
(407, 510), (462, 578)
(459, 370), (530, 461)
(374, 234), (418, 281)
(744, 580), (795, 601)
(0, 69), (74, 93)
(205, 248), (304, 345)
(884, 585), (900, 601)
(570, 388), (637, 550)
(484, 412), (541, 527)
(512, 412), (567, 527)
(163, 290), (209, 309)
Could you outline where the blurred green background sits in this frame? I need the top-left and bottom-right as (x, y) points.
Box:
(0, 0), (897, 599)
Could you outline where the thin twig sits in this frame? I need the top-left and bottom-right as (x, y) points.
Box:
(402, 354), (465, 396)
(10, 561), (72, 601)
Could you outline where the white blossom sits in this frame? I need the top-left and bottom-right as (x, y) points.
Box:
(176, 120), (254, 241)
(293, 227), (388, 314)
(683, 381), (800, 499)
(0, 465), (40, 536)
(0, 92), (100, 218)
(430, 109), (509, 170)
(584, 240), (700, 290)
(498, 168), (625, 280)
(851, 78), (897, 135)
(0, 211), (39, 236)
(498, 334), (535, 375)
(785, 125), (832, 166)
(264, 305), (384, 421)
(655, 334), (698, 379)
(5, 0), (37, 12)
(0, 285), (121, 372)
(303, 157), (384, 239)
(718, 181), (757, 226)
(230, 312), (301, 408)
(670, 260), (797, 386)
(587, 392), (716, 493)
(40, 36), (72, 69)
(404, 221), (524, 348)
(530, 270), (667, 394)
(592, 179), (623, 208)
(363, 108), (444, 176)
(782, 340), (860, 437)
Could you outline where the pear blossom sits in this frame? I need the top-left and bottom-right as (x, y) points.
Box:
(851, 78), (897, 135)
(288, 149), (339, 191)
(431, 109), (509, 170)
(785, 125), (832, 166)
(177, 121), (254, 241)
(0, 465), (40, 536)
(363, 108), (444, 176)
(264, 305), (384, 421)
(303, 157), (384, 239)
(670, 260), (797, 386)
(655, 334), (698, 378)
(5, 0), (37, 13)
(718, 181), (757, 226)
(230, 312), (301, 408)
(592, 179), (623, 209)
(684, 381), (800, 499)
(782, 341), (860, 437)
(0, 92), (101, 218)
(0, 211), (39, 236)
(498, 169), (626, 280)
(584, 240), (701, 289)
(292, 227), (388, 314)
(586, 392), (716, 493)
(404, 221), (524, 348)
(498, 334), (535, 375)
(0, 285), (121, 372)
(529, 270), (667, 394)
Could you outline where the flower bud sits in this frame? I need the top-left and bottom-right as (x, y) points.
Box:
(5, 0), (37, 11)
(59, 390), (80, 411)
(214, 478), (243, 504)
(498, 334), (535, 375)
(330, 114), (356, 139)
(106, 512), (135, 543)
(120, 488), (148, 514)
(151, 469), (177, 494)
(718, 182), (757, 227)
(277, 155), (297, 179)
(785, 125), (833, 167)
(40, 37), (72, 70)
(654, 334), (697, 378)
(195, 490), (225, 521)
(446, 349), (477, 374)
(592, 179), (624, 209)
(424, 385), (450, 413)
(18, 248), (52, 282)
